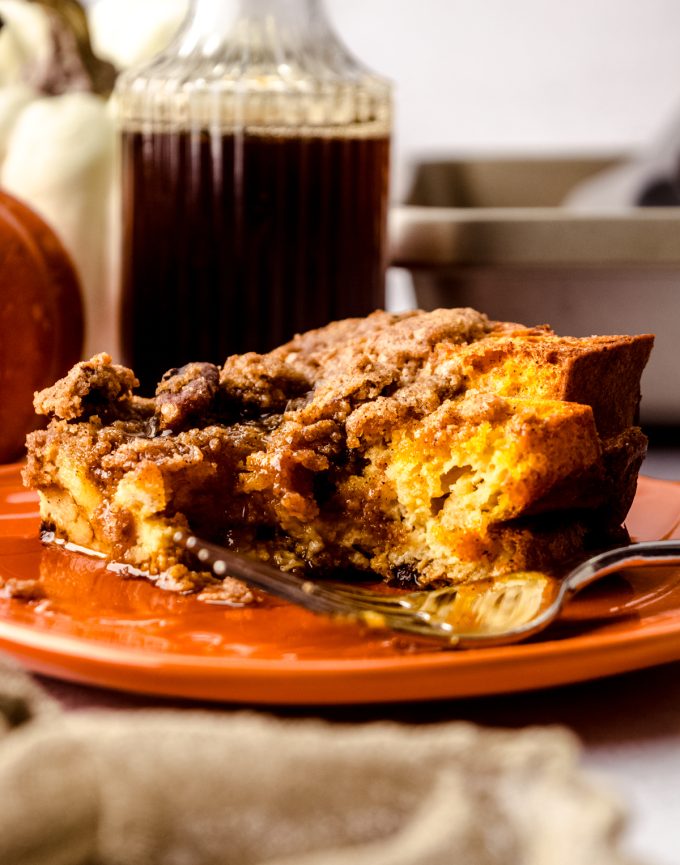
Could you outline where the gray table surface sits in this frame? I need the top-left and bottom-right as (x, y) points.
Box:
(35, 445), (680, 865)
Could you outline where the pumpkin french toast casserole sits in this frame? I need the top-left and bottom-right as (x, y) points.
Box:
(23, 308), (653, 603)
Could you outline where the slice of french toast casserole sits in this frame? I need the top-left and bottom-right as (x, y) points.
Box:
(23, 308), (653, 602)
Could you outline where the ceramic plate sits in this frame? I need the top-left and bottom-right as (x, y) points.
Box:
(1, 463), (679, 704)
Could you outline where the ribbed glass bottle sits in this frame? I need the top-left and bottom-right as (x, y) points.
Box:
(115, 0), (391, 391)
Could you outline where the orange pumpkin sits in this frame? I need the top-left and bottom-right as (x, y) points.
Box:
(0, 190), (84, 463)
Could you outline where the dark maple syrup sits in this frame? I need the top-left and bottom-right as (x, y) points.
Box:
(120, 129), (390, 392)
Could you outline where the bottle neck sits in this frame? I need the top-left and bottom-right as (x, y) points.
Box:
(182, 0), (333, 52)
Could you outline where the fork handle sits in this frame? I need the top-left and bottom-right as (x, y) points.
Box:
(565, 540), (680, 596)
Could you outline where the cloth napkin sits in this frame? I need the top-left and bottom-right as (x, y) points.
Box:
(0, 656), (639, 865)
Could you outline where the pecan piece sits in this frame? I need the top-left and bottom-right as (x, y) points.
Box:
(155, 363), (220, 431)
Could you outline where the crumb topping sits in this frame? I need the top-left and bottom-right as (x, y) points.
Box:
(34, 353), (138, 421)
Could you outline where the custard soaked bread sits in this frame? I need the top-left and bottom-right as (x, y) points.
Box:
(24, 309), (653, 601)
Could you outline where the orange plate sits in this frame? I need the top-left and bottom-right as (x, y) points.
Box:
(1, 463), (680, 704)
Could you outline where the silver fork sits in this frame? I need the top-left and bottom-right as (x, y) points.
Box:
(173, 530), (680, 648)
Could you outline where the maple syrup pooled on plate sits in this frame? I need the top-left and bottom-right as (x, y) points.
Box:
(120, 127), (390, 391)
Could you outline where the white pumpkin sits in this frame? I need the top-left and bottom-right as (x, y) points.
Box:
(0, 1), (117, 358)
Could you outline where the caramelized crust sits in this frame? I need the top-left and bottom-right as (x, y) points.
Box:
(23, 309), (653, 601)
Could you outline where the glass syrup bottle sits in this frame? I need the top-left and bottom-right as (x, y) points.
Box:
(114, 0), (392, 391)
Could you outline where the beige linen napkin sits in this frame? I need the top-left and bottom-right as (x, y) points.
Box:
(0, 656), (638, 865)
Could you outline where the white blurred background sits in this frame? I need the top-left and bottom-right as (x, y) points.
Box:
(332, 0), (680, 195)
